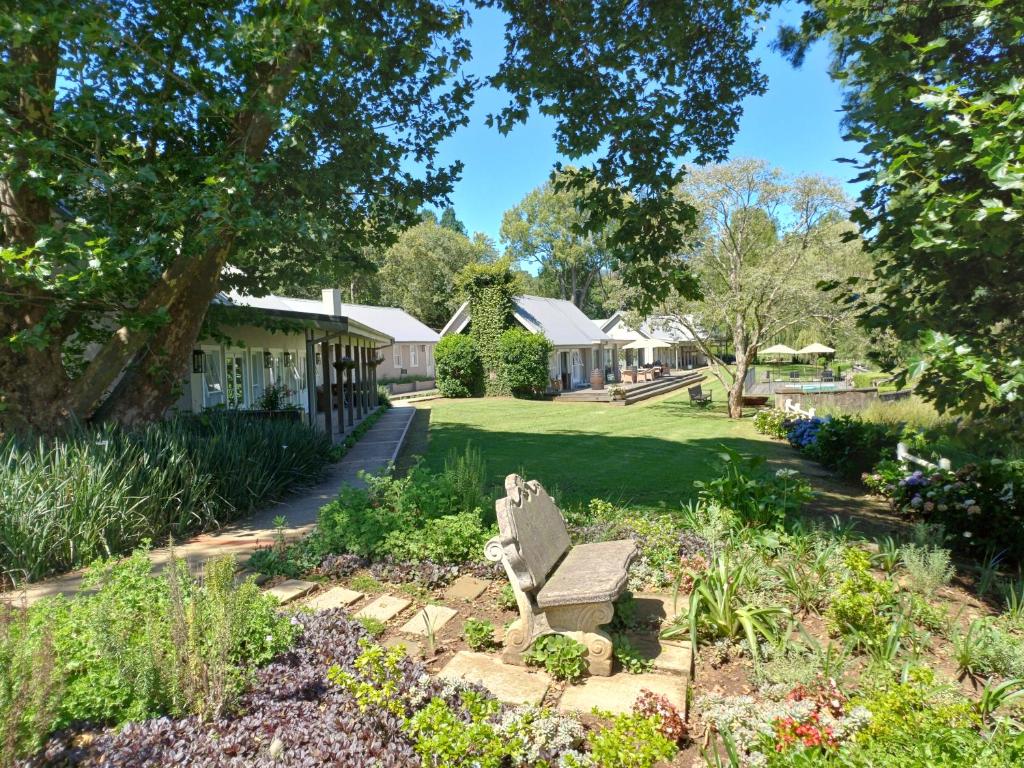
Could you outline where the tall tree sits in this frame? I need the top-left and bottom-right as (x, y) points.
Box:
(779, 0), (1024, 426)
(0, 0), (472, 431)
(500, 175), (612, 310)
(377, 218), (495, 328)
(663, 159), (848, 417)
(3, 0), (776, 432)
(438, 207), (467, 235)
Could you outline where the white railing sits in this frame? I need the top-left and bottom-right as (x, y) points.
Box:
(783, 398), (816, 419)
(896, 441), (952, 472)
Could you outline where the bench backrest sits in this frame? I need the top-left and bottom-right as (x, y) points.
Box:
(688, 385), (703, 398)
(495, 474), (571, 594)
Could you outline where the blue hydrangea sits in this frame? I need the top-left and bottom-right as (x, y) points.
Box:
(786, 416), (829, 450)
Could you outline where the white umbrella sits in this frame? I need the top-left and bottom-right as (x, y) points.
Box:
(796, 343), (836, 355)
(623, 339), (671, 350)
(760, 343), (798, 355)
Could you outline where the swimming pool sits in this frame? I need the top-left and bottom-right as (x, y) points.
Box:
(795, 383), (841, 392)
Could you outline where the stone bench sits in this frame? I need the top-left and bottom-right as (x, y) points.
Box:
(485, 474), (638, 675)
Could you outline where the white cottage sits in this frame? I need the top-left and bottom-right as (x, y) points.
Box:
(441, 295), (624, 390)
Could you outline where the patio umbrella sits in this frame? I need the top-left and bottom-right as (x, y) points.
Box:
(760, 343), (798, 356)
(796, 343), (835, 355)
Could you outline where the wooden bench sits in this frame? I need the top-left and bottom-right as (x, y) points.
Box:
(688, 384), (712, 407)
(485, 474), (638, 676)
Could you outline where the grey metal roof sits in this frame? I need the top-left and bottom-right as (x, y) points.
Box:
(639, 315), (700, 343)
(513, 295), (612, 346)
(213, 292), (437, 343)
(339, 304), (439, 344)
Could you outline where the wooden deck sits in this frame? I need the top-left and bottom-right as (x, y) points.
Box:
(554, 369), (706, 406)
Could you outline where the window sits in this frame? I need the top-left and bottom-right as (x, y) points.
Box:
(225, 351), (247, 408)
(202, 347), (225, 407)
(393, 345), (402, 367)
(250, 350), (265, 404)
(410, 344), (419, 367)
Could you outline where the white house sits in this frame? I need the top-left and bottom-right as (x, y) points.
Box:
(177, 289), (401, 441)
(598, 312), (708, 370)
(441, 295), (624, 390)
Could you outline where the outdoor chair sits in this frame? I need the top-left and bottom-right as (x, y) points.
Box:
(622, 368), (638, 384)
(688, 385), (712, 407)
(485, 474), (637, 676)
(789, 371), (800, 380)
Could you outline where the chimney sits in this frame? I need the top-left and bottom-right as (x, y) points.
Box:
(322, 288), (342, 317)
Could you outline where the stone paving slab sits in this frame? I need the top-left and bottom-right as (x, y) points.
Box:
(557, 671), (686, 715)
(439, 651), (551, 705)
(399, 604), (459, 635)
(634, 592), (687, 624)
(355, 594), (411, 622)
(384, 636), (422, 659)
(627, 634), (692, 675)
(444, 575), (489, 602)
(265, 579), (317, 604)
(303, 586), (364, 611)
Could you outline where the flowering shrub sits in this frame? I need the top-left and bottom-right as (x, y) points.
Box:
(786, 416), (827, 450)
(753, 409), (790, 439)
(863, 459), (1024, 563)
(699, 678), (870, 767)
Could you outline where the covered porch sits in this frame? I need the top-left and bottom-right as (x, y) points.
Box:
(547, 341), (625, 392)
(304, 319), (393, 444)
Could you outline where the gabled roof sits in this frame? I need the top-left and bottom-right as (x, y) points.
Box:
(440, 295), (613, 346)
(338, 304), (439, 344)
(640, 315), (701, 343)
(598, 311), (649, 340)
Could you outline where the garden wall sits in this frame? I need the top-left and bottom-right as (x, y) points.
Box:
(772, 387), (912, 412)
(387, 378), (435, 395)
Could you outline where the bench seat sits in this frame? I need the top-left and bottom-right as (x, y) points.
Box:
(536, 540), (638, 608)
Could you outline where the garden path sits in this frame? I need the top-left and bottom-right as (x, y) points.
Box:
(2, 405), (416, 606)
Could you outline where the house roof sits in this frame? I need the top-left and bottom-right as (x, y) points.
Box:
(337, 304), (439, 344)
(639, 315), (701, 343)
(440, 295), (613, 346)
(212, 291), (440, 345)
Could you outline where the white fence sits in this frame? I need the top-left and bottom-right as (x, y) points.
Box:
(782, 398), (816, 419)
(896, 441), (952, 472)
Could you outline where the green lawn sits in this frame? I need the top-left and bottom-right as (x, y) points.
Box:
(415, 379), (794, 513)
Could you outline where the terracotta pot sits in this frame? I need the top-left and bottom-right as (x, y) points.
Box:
(590, 368), (605, 390)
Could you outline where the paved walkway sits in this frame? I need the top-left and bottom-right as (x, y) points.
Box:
(2, 405), (415, 606)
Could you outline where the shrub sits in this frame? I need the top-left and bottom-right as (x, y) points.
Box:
(315, 461), (495, 567)
(864, 459), (1024, 564)
(694, 447), (813, 529)
(523, 634), (589, 682)
(633, 689), (687, 743)
(435, 334), (483, 397)
(900, 544), (955, 596)
(463, 618), (497, 651)
(825, 548), (898, 646)
(0, 549), (295, 759)
(786, 416), (827, 450)
(810, 415), (902, 481)
(382, 510), (491, 565)
(579, 712), (678, 768)
(497, 328), (553, 397)
(753, 408), (789, 439)
(0, 415), (330, 584)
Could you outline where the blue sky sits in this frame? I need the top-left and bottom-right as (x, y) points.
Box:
(427, 4), (861, 244)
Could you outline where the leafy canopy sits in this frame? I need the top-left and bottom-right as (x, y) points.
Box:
(779, 0), (1024, 426)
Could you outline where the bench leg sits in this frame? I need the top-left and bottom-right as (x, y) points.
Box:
(546, 602), (615, 677)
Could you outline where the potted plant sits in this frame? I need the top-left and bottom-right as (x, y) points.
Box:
(608, 385), (627, 402)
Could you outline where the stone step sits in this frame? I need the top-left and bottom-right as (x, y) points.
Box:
(354, 594), (412, 622)
(444, 575), (489, 603)
(557, 670), (687, 716)
(302, 586), (364, 611)
(399, 604), (459, 636)
(438, 651), (551, 706)
(264, 579), (317, 604)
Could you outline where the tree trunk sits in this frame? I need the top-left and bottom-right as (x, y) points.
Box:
(729, 351), (748, 418)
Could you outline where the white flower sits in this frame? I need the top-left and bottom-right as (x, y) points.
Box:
(963, 531), (973, 538)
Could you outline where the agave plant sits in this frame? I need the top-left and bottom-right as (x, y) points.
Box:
(664, 552), (787, 661)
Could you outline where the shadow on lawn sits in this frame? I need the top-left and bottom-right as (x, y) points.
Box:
(413, 410), (905, 536)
